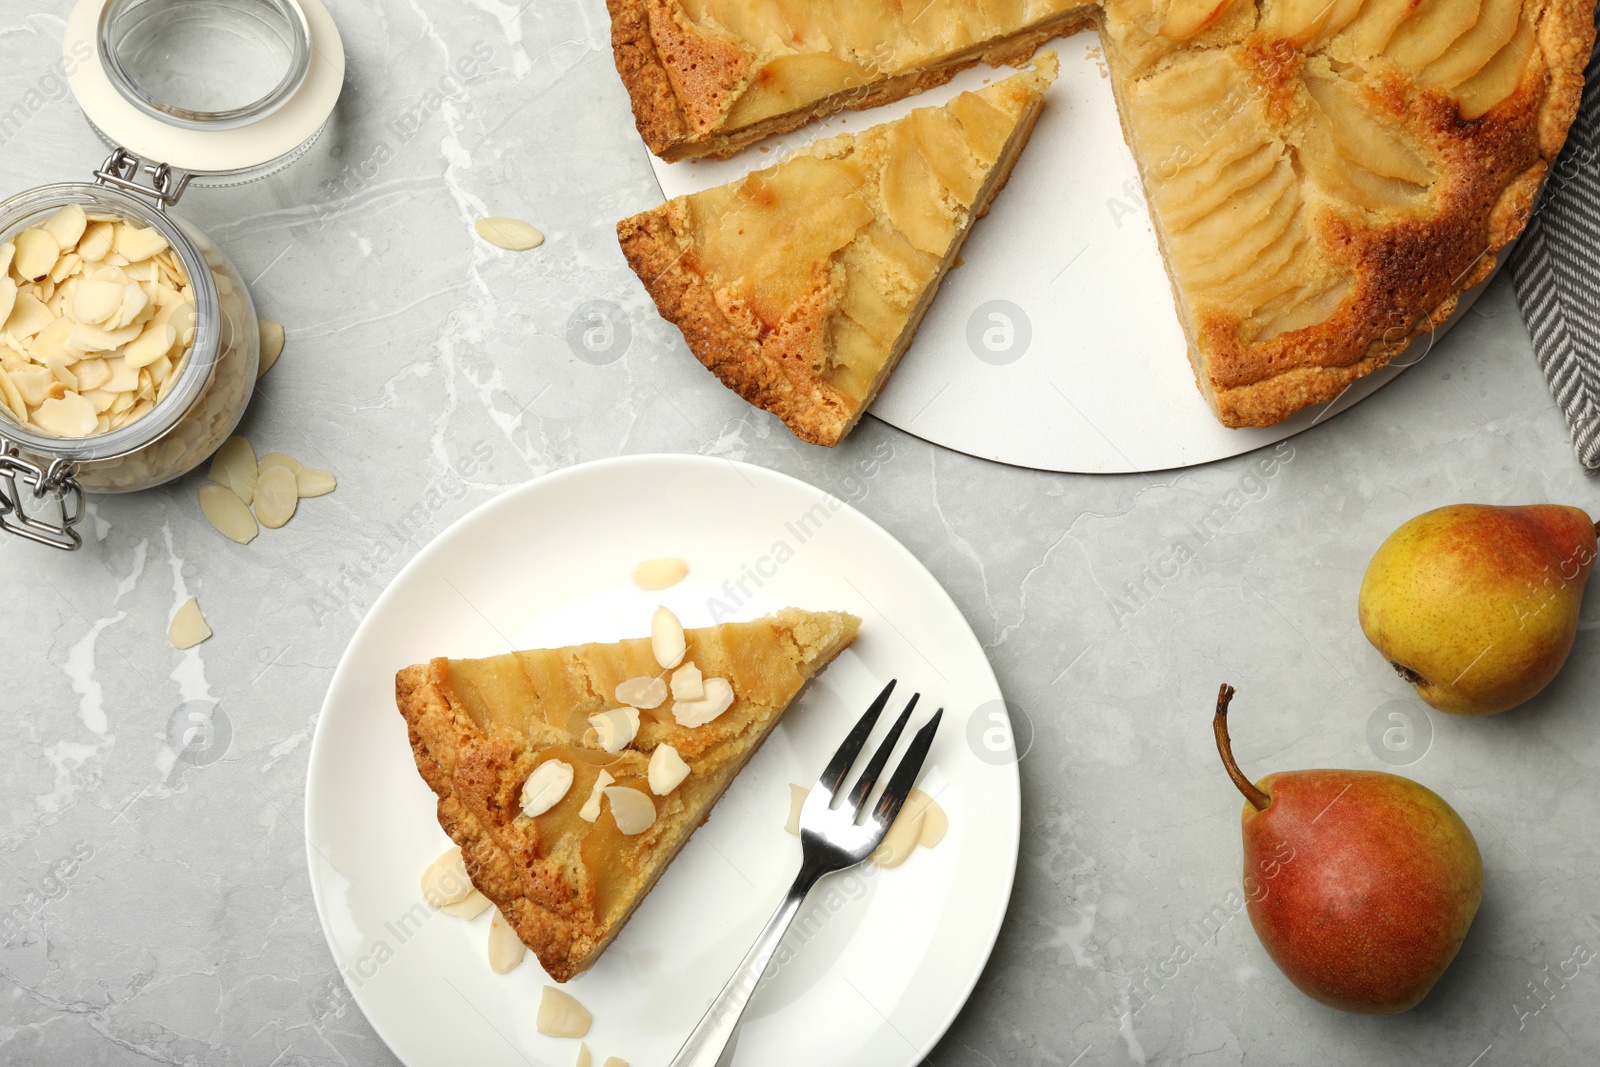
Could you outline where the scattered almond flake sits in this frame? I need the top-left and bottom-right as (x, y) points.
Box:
(32, 392), (97, 437)
(614, 675), (666, 709)
(651, 605), (685, 669)
(12, 228), (58, 280)
(575, 1045), (592, 1067)
(113, 223), (168, 262)
(166, 596), (212, 649)
(603, 787), (656, 835)
(420, 846), (473, 907)
(647, 743), (690, 796)
(631, 556), (687, 590)
(0, 278), (16, 325)
(578, 769), (613, 823)
(103, 355), (137, 393)
(487, 908), (526, 974)
(601, 1058), (629, 1067)
(783, 783), (807, 835)
(919, 799), (949, 848)
(670, 662), (703, 702)
(42, 204), (86, 250)
(253, 465), (298, 529)
(257, 319), (284, 378)
(73, 358), (110, 391)
(439, 888), (491, 920)
(0, 241), (13, 275)
(474, 216), (544, 251)
(519, 759), (573, 817)
(589, 707), (640, 754)
(114, 282), (149, 329)
(871, 788), (938, 869)
(672, 676), (733, 728)
(32, 317), (73, 360)
(294, 466), (336, 498)
(208, 436), (258, 505)
(198, 482), (258, 544)
(258, 451), (303, 475)
(536, 987), (592, 1038)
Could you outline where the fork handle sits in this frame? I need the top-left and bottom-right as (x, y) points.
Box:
(668, 860), (825, 1067)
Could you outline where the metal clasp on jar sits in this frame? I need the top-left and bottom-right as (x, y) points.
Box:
(93, 147), (191, 211)
(0, 439), (85, 550)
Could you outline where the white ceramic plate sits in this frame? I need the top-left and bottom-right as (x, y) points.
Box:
(648, 30), (1494, 474)
(305, 455), (1020, 1067)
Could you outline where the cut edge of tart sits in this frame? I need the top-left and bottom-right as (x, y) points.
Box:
(606, 0), (1093, 161)
(617, 56), (1058, 447)
(395, 606), (861, 982)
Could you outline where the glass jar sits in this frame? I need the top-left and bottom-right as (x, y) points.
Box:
(0, 0), (342, 549)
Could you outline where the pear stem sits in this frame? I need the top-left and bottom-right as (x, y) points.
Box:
(1213, 683), (1271, 812)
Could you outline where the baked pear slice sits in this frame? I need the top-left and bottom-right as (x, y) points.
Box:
(395, 607), (860, 982)
(617, 55), (1057, 447)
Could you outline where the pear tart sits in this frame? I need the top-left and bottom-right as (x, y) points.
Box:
(607, 0), (1094, 160)
(611, 0), (1593, 431)
(618, 60), (1057, 446)
(395, 607), (860, 982)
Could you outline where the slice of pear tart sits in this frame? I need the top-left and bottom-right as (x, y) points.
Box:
(395, 607), (860, 982)
(618, 57), (1057, 446)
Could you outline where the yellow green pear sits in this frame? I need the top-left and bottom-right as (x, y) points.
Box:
(1359, 504), (1598, 715)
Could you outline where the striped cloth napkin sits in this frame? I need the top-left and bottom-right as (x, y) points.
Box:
(1511, 27), (1600, 468)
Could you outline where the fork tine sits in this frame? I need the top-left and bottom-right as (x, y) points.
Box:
(817, 679), (896, 799)
(844, 693), (919, 816)
(872, 708), (943, 828)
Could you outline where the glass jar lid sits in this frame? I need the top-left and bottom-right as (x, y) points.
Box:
(64, 0), (344, 182)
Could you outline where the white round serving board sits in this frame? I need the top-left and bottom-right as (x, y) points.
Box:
(647, 30), (1494, 473)
(305, 455), (1021, 1067)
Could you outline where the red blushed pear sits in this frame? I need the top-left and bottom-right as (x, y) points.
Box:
(1213, 685), (1483, 1014)
(1359, 504), (1599, 715)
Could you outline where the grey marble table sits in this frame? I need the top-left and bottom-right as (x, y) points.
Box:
(3, 1), (1598, 1065)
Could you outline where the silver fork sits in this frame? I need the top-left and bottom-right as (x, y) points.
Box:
(668, 679), (942, 1067)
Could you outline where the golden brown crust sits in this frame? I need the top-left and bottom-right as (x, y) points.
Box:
(396, 610), (860, 981)
(1196, 0), (1596, 428)
(607, 1), (1092, 161)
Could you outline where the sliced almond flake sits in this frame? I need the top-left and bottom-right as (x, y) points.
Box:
(48, 253), (80, 284)
(125, 323), (176, 368)
(536, 988), (592, 1038)
(113, 224), (168, 262)
(69, 320), (140, 353)
(81, 387), (117, 414)
(44, 354), (78, 389)
(438, 888), (491, 919)
(672, 676), (734, 728)
(42, 205), (86, 251)
(601, 1058), (629, 1067)
(167, 596), (212, 649)
(253, 465), (298, 529)
(147, 355), (172, 386)
(0, 241), (13, 275)
(603, 787), (656, 835)
(5, 293), (54, 339)
(208, 436), (257, 505)
(258, 451), (303, 475)
(576, 1044), (592, 1067)
(631, 556), (688, 590)
(0, 366), (24, 421)
(257, 319), (284, 378)
(670, 661), (703, 702)
(294, 466), (336, 498)
(33, 392), (97, 437)
(647, 743), (691, 796)
(487, 909), (526, 974)
(114, 283), (148, 329)
(198, 482), (257, 543)
(31, 317), (75, 362)
(614, 675), (666, 709)
(474, 216), (544, 251)
(124, 397), (152, 424)
(110, 390), (134, 415)
(73, 279), (123, 324)
(32, 277), (54, 303)
(93, 412), (110, 435)
(651, 606), (686, 669)
(76, 221), (113, 262)
(103, 355), (137, 393)
(420, 847), (473, 907)
(72, 358), (110, 391)
(12, 228), (58, 281)
(578, 770), (613, 823)
(0, 278), (16, 327)
(10, 365), (52, 406)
